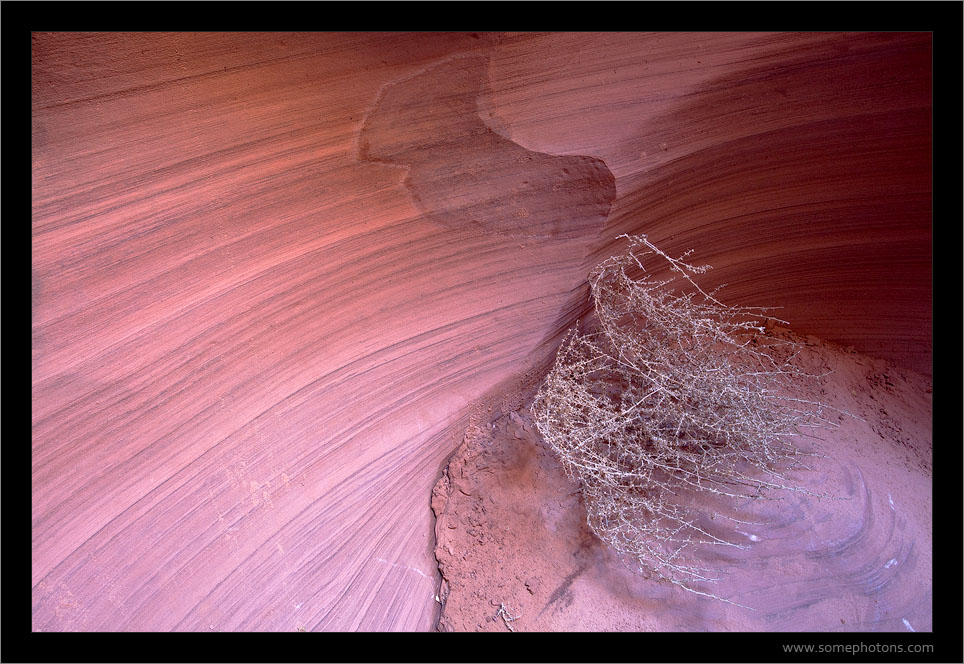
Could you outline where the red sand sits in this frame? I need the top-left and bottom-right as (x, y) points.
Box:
(433, 329), (932, 632)
(32, 32), (931, 631)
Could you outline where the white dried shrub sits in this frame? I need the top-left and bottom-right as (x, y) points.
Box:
(531, 234), (839, 603)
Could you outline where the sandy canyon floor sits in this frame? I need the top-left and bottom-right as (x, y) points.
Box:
(433, 328), (932, 632)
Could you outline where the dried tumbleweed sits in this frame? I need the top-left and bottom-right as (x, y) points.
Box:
(531, 234), (841, 604)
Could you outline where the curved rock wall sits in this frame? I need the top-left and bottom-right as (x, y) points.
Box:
(32, 32), (930, 631)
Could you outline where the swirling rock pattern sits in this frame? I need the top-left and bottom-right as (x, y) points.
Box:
(32, 32), (930, 631)
(359, 55), (615, 239)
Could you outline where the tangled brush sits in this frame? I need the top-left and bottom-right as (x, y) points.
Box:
(531, 234), (840, 604)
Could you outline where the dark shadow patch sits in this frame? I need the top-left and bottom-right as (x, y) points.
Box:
(537, 565), (584, 619)
(358, 55), (615, 239)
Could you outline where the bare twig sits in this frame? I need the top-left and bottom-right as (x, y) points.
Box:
(494, 602), (520, 632)
(532, 235), (842, 604)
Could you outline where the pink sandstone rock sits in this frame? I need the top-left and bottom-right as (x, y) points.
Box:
(32, 32), (931, 632)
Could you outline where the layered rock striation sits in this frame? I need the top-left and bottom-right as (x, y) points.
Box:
(32, 32), (930, 631)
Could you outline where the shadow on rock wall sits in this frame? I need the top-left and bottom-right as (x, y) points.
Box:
(359, 55), (616, 240)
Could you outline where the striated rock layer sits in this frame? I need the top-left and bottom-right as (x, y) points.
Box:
(32, 32), (930, 631)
